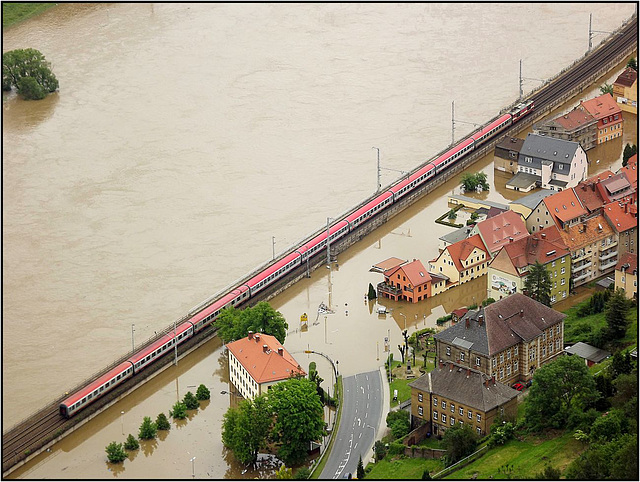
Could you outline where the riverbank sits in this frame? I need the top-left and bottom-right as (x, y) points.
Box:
(2, 3), (56, 28)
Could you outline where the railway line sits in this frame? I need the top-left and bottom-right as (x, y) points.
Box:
(2, 14), (637, 477)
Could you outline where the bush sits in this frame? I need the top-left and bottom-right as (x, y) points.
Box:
(293, 466), (312, 479)
(374, 440), (388, 461)
(388, 441), (405, 456)
(196, 384), (211, 401)
(170, 401), (188, 419)
(123, 434), (139, 450)
(138, 416), (157, 440)
(156, 412), (171, 430)
(16, 76), (46, 100)
(487, 421), (515, 447)
(105, 441), (127, 463)
(183, 391), (200, 410)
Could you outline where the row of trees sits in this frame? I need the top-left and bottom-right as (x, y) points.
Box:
(222, 377), (325, 467)
(105, 384), (210, 463)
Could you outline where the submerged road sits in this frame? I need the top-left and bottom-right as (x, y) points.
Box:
(320, 370), (383, 479)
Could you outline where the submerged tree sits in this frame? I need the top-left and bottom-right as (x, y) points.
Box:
(3, 48), (58, 99)
(123, 434), (139, 451)
(105, 441), (127, 463)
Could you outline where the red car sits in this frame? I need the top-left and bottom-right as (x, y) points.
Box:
(512, 383), (524, 391)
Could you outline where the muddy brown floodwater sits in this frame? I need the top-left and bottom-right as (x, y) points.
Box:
(3, 2), (636, 479)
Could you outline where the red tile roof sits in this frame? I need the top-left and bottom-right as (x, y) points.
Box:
(502, 229), (570, 271)
(602, 199), (638, 233)
(227, 333), (305, 384)
(385, 259), (431, 286)
(619, 155), (637, 192)
(444, 234), (488, 272)
(596, 172), (634, 203)
(553, 106), (596, 131)
(581, 93), (622, 120)
(557, 214), (615, 250)
(543, 189), (587, 225)
(474, 210), (528, 254)
(616, 252), (638, 272)
(614, 67), (638, 88)
(372, 257), (407, 273)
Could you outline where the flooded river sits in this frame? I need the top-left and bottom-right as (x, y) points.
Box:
(3, 2), (636, 478)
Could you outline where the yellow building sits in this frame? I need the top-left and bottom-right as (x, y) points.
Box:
(613, 67), (637, 114)
(429, 234), (489, 294)
(615, 253), (638, 299)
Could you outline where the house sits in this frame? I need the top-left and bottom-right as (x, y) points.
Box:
(533, 105), (598, 151)
(573, 171), (611, 215)
(429, 234), (489, 294)
(613, 66), (637, 114)
(602, 199), (638, 256)
(596, 172), (635, 204)
(615, 252), (638, 299)
(494, 136), (525, 173)
(377, 259), (432, 303)
(408, 362), (519, 437)
(557, 215), (617, 288)
(508, 189), (555, 220)
(226, 332), (305, 400)
(565, 342), (611, 367)
(433, 293), (566, 386)
(470, 210), (529, 257)
(439, 225), (474, 252)
(508, 133), (588, 192)
(487, 226), (571, 304)
(526, 188), (587, 234)
(581, 94), (624, 145)
(619, 154), (637, 192)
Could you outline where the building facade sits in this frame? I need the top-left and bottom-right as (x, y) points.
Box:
(615, 252), (638, 299)
(408, 362), (519, 437)
(602, 198), (638, 257)
(428, 234), (489, 293)
(613, 66), (637, 114)
(581, 93), (624, 145)
(533, 105), (598, 151)
(494, 136), (525, 173)
(377, 259), (432, 303)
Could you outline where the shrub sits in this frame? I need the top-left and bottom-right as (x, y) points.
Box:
(388, 441), (405, 456)
(487, 421), (515, 447)
(373, 440), (388, 461)
(156, 412), (171, 430)
(105, 441), (127, 463)
(170, 401), (188, 419)
(196, 384), (211, 401)
(138, 416), (157, 440)
(123, 434), (139, 450)
(183, 391), (200, 410)
(293, 466), (312, 479)
(16, 76), (46, 100)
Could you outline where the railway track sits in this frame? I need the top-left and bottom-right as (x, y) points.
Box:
(2, 14), (636, 477)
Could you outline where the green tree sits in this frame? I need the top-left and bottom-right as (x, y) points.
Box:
(386, 410), (410, 439)
(373, 440), (388, 461)
(535, 464), (561, 480)
(605, 288), (630, 340)
(599, 83), (613, 95)
(368, 282), (377, 300)
(156, 412), (171, 431)
(138, 416), (157, 440)
(524, 355), (598, 431)
(3, 48), (58, 98)
(523, 261), (552, 306)
(441, 424), (477, 465)
(222, 395), (272, 465)
(589, 410), (624, 443)
(169, 401), (188, 420)
(356, 455), (364, 479)
(123, 434), (139, 451)
(460, 172), (489, 192)
(422, 469), (432, 480)
(276, 465), (293, 479)
(105, 441), (127, 463)
(488, 421), (515, 447)
(269, 377), (325, 466)
(623, 143), (637, 166)
(293, 467), (312, 479)
(215, 301), (288, 344)
(308, 362), (325, 404)
(447, 208), (457, 220)
(627, 57), (638, 71)
(183, 391), (200, 410)
(195, 384), (211, 401)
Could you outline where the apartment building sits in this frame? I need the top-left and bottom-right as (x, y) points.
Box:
(581, 94), (624, 145)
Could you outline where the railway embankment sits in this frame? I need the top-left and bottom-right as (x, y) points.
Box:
(2, 14), (636, 478)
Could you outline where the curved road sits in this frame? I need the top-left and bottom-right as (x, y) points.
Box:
(320, 370), (384, 479)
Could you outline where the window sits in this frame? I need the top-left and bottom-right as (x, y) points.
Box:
(552, 261), (556, 267)
(475, 356), (481, 366)
(556, 325), (561, 334)
(446, 346), (451, 356)
(460, 352), (465, 362)
(543, 346), (547, 356)
(477, 427), (482, 435)
(514, 360), (518, 371)
(459, 407), (464, 416)
(434, 397), (438, 406)
(477, 414), (481, 422)
(442, 401), (446, 409)
(450, 403), (455, 413)
(549, 342), (553, 353)
(492, 357), (496, 368)
(507, 350), (511, 360)
(500, 368), (504, 379)
(418, 406), (423, 416)
(500, 353), (504, 363)
(507, 365), (511, 376)
(451, 417), (455, 426)
(561, 278), (565, 285)
(433, 411), (438, 420)
(468, 410), (472, 419)
(514, 346), (518, 356)
(442, 413), (447, 423)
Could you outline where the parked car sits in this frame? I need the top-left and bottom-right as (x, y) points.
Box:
(512, 382), (524, 391)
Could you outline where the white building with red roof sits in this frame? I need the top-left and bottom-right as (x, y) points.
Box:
(226, 332), (305, 400)
(429, 234), (490, 294)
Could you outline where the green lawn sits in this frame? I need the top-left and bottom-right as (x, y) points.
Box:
(444, 431), (586, 479)
(2, 2), (56, 28)
(365, 456), (443, 479)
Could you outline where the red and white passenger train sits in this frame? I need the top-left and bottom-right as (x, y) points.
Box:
(59, 100), (534, 418)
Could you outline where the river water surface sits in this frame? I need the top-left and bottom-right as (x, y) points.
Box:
(3, 2), (636, 478)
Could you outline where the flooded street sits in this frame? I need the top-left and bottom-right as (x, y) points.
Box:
(3, 3), (636, 478)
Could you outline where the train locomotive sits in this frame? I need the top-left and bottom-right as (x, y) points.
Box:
(59, 100), (533, 418)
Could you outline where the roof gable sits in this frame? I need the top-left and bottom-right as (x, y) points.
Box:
(543, 189), (587, 223)
(581, 93), (622, 119)
(475, 210), (528, 253)
(444, 234), (488, 272)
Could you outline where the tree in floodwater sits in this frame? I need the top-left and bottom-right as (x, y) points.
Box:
(3, 48), (58, 99)
(215, 301), (288, 344)
(105, 441), (127, 463)
(123, 434), (139, 450)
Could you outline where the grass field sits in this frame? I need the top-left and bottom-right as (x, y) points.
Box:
(444, 431), (586, 479)
(365, 456), (443, 479)
(2, 2), (56, 28)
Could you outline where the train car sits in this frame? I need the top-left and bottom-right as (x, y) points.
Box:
(59, 361), (134, 418)
(432, 138), (475, 175)
(470, 113), (513, 146)
(243, 251), (302, 297)
(300, 220), (350, 260)
(345, 191), (393, 230)
(129, 322), (192, 373)
(189, 285), (250, 332)
(510, 100), (534, 122)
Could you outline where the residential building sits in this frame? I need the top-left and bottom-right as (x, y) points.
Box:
(615, 252), (638, 299)
(226, 332), (305, 400)
(439, 226), (474, 252)
(596, 172), (635, 204)
(494, 136), (525, 173)
(429, 234), (489, 294)
(619, 154), (637, 192)
(526, 188), (587, 233)
(508, 189), (555, 220)
(581, 94), (624, 145)
(573, 171), (611, 215)
(408, 362), (519, 436)
(602, 198), (638, 256)
(508, 133), (588, 192)
(613, 66), (638, 114)
(533, 105), (598, 150)
(557, 215), (617, 288)
(487, 226), (571, 304)
(470, 210), (529, 257)
(433, 293), (566, 386)
(377, 259), (432, 303)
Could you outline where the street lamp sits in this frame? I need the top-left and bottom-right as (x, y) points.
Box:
(190, 456), (196, 479)
(399, 312), (406, 331)
(131, 324), (135, 353)
(121, 410), (125, 435)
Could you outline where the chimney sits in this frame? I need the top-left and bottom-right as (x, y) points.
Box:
(491, 375), (496, 385)
(277, 347), (284, 356)
(248, 331), (254, 340)
(466, 317), (470, 329)
(263, 344), (268, 353)
(467, 368), (471, 378)
(509, 237), (514, 243)
(541, 233), (546, 239)
(255, 334), (261, 342)
(439, 360), (444, 369)
(520, 309), (524, 317)
(479, 314), (484, 326)
(449, 362), (454, 371)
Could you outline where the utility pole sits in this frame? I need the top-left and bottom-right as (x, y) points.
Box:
(272, 236), (275, 260)
(372, 146), (381, 192)
(519, 59), (546, 99)
(131, 324), (135, 353)
(451, 101), (455, 145)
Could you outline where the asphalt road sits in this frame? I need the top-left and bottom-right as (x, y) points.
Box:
(320, 370), (383, 479)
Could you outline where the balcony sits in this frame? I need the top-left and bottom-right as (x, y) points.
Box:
(599, 259), (618, 271)
(598, 240), (618, 252)
(572, 260), (592, 272)
(377, 282), (402, 297)
(572, 271), (591, 283)
(571, 251), (591, 263)
(598, 250), (618, 262)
